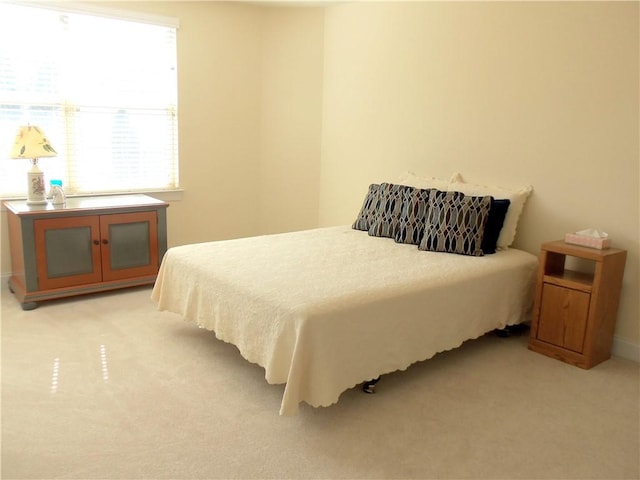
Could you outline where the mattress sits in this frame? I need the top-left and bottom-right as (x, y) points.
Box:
(151, 225), (538, 415)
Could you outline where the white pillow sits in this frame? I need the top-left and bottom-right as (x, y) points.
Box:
(447, 173), (533, 249)
(396, 171), (453, 191)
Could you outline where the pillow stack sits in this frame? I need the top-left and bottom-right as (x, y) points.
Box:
(447, 173), (533, 250)
(352, 172), (532, 256)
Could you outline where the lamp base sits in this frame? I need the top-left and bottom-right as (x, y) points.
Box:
(27, 162), (46, 204)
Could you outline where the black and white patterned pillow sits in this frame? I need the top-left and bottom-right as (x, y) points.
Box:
(368, 183), (414, 238)
(419, 194), (493, 256)
(394, 187), (433, 245)
(352, 184), (381, 231)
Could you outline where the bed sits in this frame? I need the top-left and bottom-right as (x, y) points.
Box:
(151, 173), (537, 415)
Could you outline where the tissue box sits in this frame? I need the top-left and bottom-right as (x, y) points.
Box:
(564, 233), (611, 250)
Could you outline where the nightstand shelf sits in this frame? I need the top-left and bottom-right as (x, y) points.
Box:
(528, 240), (626, 369)
(542, 270), (593, 292)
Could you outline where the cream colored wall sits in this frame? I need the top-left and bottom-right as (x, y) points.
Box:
(0, 211), (7, 276)
(319, 2), (639, 347)
(126, 1), (265, 245)
(1, 1), (638, 352)
(103, 2), (324, 240)
(258, 8), (324, 234)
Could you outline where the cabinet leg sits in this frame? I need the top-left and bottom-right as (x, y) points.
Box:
(21, 301), (38, 311)
(6, 280), (36, 309)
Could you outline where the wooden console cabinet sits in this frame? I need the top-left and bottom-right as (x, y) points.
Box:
(5, 194), (168, 310)
(528, 240), (627, 369)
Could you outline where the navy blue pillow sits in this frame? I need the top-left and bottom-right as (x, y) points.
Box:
(482, 198), (510, 254)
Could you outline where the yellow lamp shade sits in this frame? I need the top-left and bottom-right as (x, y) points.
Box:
(9, 125), (57, 159)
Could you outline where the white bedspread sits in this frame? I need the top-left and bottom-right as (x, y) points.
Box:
(151, 226), (538, 415)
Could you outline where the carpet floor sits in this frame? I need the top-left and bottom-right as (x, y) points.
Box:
(1, 284), (638, 479)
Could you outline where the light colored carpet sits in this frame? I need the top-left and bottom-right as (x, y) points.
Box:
(1, 284), (638, 480)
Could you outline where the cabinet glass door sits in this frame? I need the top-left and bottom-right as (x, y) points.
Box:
(100, 211), (158, 282)
(34, 216), (102, 290)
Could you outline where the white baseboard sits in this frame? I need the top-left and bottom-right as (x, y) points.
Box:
(612, 336), (640, 363)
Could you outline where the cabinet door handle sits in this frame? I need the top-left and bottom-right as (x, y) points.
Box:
(102, 239), (109, 245)
(93, 240), (100, 246)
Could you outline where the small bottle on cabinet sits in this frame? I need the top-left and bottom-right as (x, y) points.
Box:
(49, 179), (66, 206)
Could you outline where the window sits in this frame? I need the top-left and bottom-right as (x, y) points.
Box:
(0, 2), (179, 197)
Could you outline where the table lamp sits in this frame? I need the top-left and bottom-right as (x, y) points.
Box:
(9, 125), (57, 204)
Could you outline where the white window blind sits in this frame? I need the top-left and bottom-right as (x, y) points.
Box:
(0, 2), (179, 197)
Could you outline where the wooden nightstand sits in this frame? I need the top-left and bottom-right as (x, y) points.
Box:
(528, 240), (627, 369)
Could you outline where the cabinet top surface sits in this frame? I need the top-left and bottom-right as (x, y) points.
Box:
(542, 239), (626, 258)
(3, 194), (168, 216)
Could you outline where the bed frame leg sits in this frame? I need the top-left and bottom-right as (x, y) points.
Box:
(494, 323), (529, 338)
(362, 376), (380, 394)
(362, 325), (530, 394)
